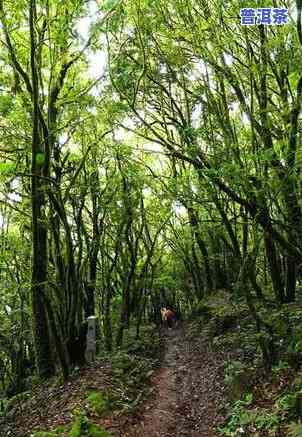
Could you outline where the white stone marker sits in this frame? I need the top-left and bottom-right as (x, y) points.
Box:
(85, 316), (97, 363)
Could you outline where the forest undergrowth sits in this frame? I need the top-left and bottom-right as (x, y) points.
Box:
(0, 325), (161, 437)
(3, 291), (302, 436)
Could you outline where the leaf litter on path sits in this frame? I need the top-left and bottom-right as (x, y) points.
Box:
(122, 323), (227, 437)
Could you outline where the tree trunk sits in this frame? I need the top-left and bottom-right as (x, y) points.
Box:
(187, 207), (213, 292)
(264, 232), (284, 303)
(29, 0), (54, 379)
(285, 256), (296, 302)
(104, 288), (112, 352)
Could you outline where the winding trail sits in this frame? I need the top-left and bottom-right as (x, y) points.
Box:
(0, 323), (228, 437)
(124, 323), (227, 437)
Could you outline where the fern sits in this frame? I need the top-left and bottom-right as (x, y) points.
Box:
(287, 422), (302, 437)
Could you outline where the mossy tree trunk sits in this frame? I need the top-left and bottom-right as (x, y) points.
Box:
(29, 0), (54, 378)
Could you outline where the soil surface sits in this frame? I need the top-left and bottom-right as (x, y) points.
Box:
(1, 323), (228, 437)
(123, 323), (227, 436)
(0, 360), (115, 437)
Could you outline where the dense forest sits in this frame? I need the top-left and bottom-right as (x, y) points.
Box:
(1, 0), (302, 436)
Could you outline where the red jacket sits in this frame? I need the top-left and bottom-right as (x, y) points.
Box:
(165, 309), (176, 320)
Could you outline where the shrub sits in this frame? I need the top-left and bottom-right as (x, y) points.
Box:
(69, 412), (111, 437)
(32, 413), (112, 437)
(86, 391), (112, 416)
(287, 422), (302, 436)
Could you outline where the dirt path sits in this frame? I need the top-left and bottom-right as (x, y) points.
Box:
(1, 323), (227, 437)
(124, 323), (227, 437)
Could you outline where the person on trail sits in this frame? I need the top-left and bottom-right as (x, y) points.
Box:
(161, 306), (177, 329)
(167, 305), (178, 327)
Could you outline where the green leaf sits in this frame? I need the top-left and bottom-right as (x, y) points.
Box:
(36, 153), (45, 166)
